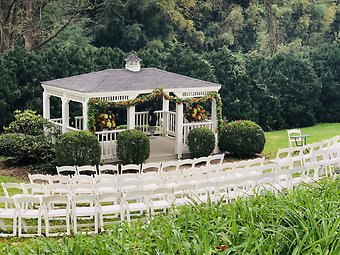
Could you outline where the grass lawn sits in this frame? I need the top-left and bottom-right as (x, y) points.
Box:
(262, 123), (340, 159)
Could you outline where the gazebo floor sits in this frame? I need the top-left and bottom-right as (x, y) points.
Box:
(147, 135), (178, 163)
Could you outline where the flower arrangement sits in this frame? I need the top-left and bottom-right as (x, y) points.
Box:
(96, 111), (116, 131)
(185, 104), (206, 122)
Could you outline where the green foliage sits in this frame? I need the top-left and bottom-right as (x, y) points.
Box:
(117, 130), (150, 164)
(219, 120), (265, 156)
(4, 109), (60, 137)
(55, 131), (101, 166)
(3, 178), (340, 254)
(187, 127), (215, 158)
(0, 133), (55, 167)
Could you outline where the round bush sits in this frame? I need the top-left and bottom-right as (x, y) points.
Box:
(187, 127), (215, 158)
(55, 130), (101, 166)
(117, 129), (150, 164)
(218, 120), (265, 156)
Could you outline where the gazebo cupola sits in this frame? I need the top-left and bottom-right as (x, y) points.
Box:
(41, 55), (221, 160)
(125, 53), (141, 72)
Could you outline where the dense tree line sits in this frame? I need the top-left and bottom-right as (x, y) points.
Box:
(0, 43), (339, 132)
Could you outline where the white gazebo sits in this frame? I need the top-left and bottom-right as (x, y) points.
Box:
(42, 54), (221, 161)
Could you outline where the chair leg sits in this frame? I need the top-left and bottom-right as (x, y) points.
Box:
(18, 217), (22, 237)
(94, 214), (98, 234)
(45, 217), (50, 237)
(66, 215), (70, 236)
(38, 217), (42, 236)
(13, 217), (17, 237)
(73, 216), (77, 235)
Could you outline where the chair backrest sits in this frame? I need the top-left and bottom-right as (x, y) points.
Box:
(28, 174), (50, 184)
(97, 192), (121, 204)
(98, 164), (119, 175)
(94, 182), (119, 195)
(46, 183), (70, 195)
(160, 160), (179, 172)
(287, 129), (301, 147)
(49, 175), (71, 184)
(207, 154), (225, 166)
(22, 183), (46, 196)
(177, 159), (194, 171)
(15, 196), (42, 210)
(1, 182), (24, 198)
(43, 195), (70, 211)
(71, 194), (97, 208)
(121, 164), (141, 174)
(95, 174), (118, 184)
(72, 175), (94, 184)
(56, 166), (76, 176)
(141, 162), (161, 173)
(76, 165), (97, 176)
(192, 157), (208, 169)
(70, 183), (94, 195)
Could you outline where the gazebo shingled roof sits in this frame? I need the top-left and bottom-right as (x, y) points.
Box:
(42, 68), (220, 93)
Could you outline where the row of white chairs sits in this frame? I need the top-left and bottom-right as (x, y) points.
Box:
(0, 162), (326, 237)
(56, 154), (225, 176)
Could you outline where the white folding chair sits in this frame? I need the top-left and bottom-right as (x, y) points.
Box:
(72, 175), (94, 184)
(97, 192), (124, 231)
(207, 154), (225, 167)
(15, 196), (43, 237)
(49, 175), (71, 184)
(177, 159), (194, 171)
(0, 197), (17, 237)
(1, 182), (25, 198)
(121, 164), (141, 174)
(217, 179), (239, 203)
(140, 172), (162, 190)
(287, 129), (302, 147)
(94, 182), (118, 195)
(194, 181), (218, 204)
(56, 166), (77, 176)
(162, 175), (186, 189)
(71, 194), (98, 234)
(141, 162), (161, 173)
(46, 183), (70, 196)
(160, 160), (179, 172)
(70, 183), (94, 195)
(172, 183), (196, 206)
(98, 164), (119, 175)
(149, 188), (172, 215)
(192, 157), (208, 169)
(120, 178), (141, 192)
(95, 174), (119, 184)
(43, 195), (70, 236)
(76, 165), (97, 176)
(22, 183), (47, 197)
(28, 174), (50, 184)
(123, 190), (150, 222)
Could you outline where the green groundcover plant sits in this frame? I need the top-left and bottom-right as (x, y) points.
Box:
(2, 178), (339, 254)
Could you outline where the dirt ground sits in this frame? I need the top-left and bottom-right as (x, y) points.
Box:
(0, 162), (30, 181)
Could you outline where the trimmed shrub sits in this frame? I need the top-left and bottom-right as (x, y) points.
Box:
(187, 127), (215, 158)
(0, 133), (55, 166)
(55, 130), (101, 166)
(218, 120), (265, 156)
(117, 130), (150, 164)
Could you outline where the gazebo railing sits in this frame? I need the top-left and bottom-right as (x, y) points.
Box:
(182, 121), (214, 145)
(95, 129), (126, 160)
(135, 110), (163, 134)
(165, 111), (176, 137)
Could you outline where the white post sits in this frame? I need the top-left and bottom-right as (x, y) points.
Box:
(175, 103), (183, 159)
(82, 99), (89, 130)
(42, 91), (50, 119)
(211, 98), (219, 153)
(61, 97), (69, 133)
(127, 106), (135, 130)
(162, 97), (169, 136)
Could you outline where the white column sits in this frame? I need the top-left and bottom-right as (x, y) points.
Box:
(175, 103), (183, 159)
(127, 106), (135, 130)
(61, 97), (70, 133)
(211, 98), (219, 153)
(42, 91), (51, 119)
(162, 97), (169, 135)
(82, 99), (89, 130)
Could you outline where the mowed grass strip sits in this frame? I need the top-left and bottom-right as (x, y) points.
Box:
(263, 123), (340, 159)
(1, 178), (339, 255)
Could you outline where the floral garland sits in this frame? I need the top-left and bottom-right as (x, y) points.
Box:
(185, 104), (206, 122)
(88, 88), (223, 132)
(95, 110), (116, 131)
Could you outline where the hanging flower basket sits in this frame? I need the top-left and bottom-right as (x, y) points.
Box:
(95, 110), (116, 131)
(185, 104), (206, 122)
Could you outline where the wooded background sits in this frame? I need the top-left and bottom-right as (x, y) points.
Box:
(0, 0), (339, 131)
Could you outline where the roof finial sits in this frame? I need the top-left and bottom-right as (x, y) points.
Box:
(125, 53), (142, 72)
